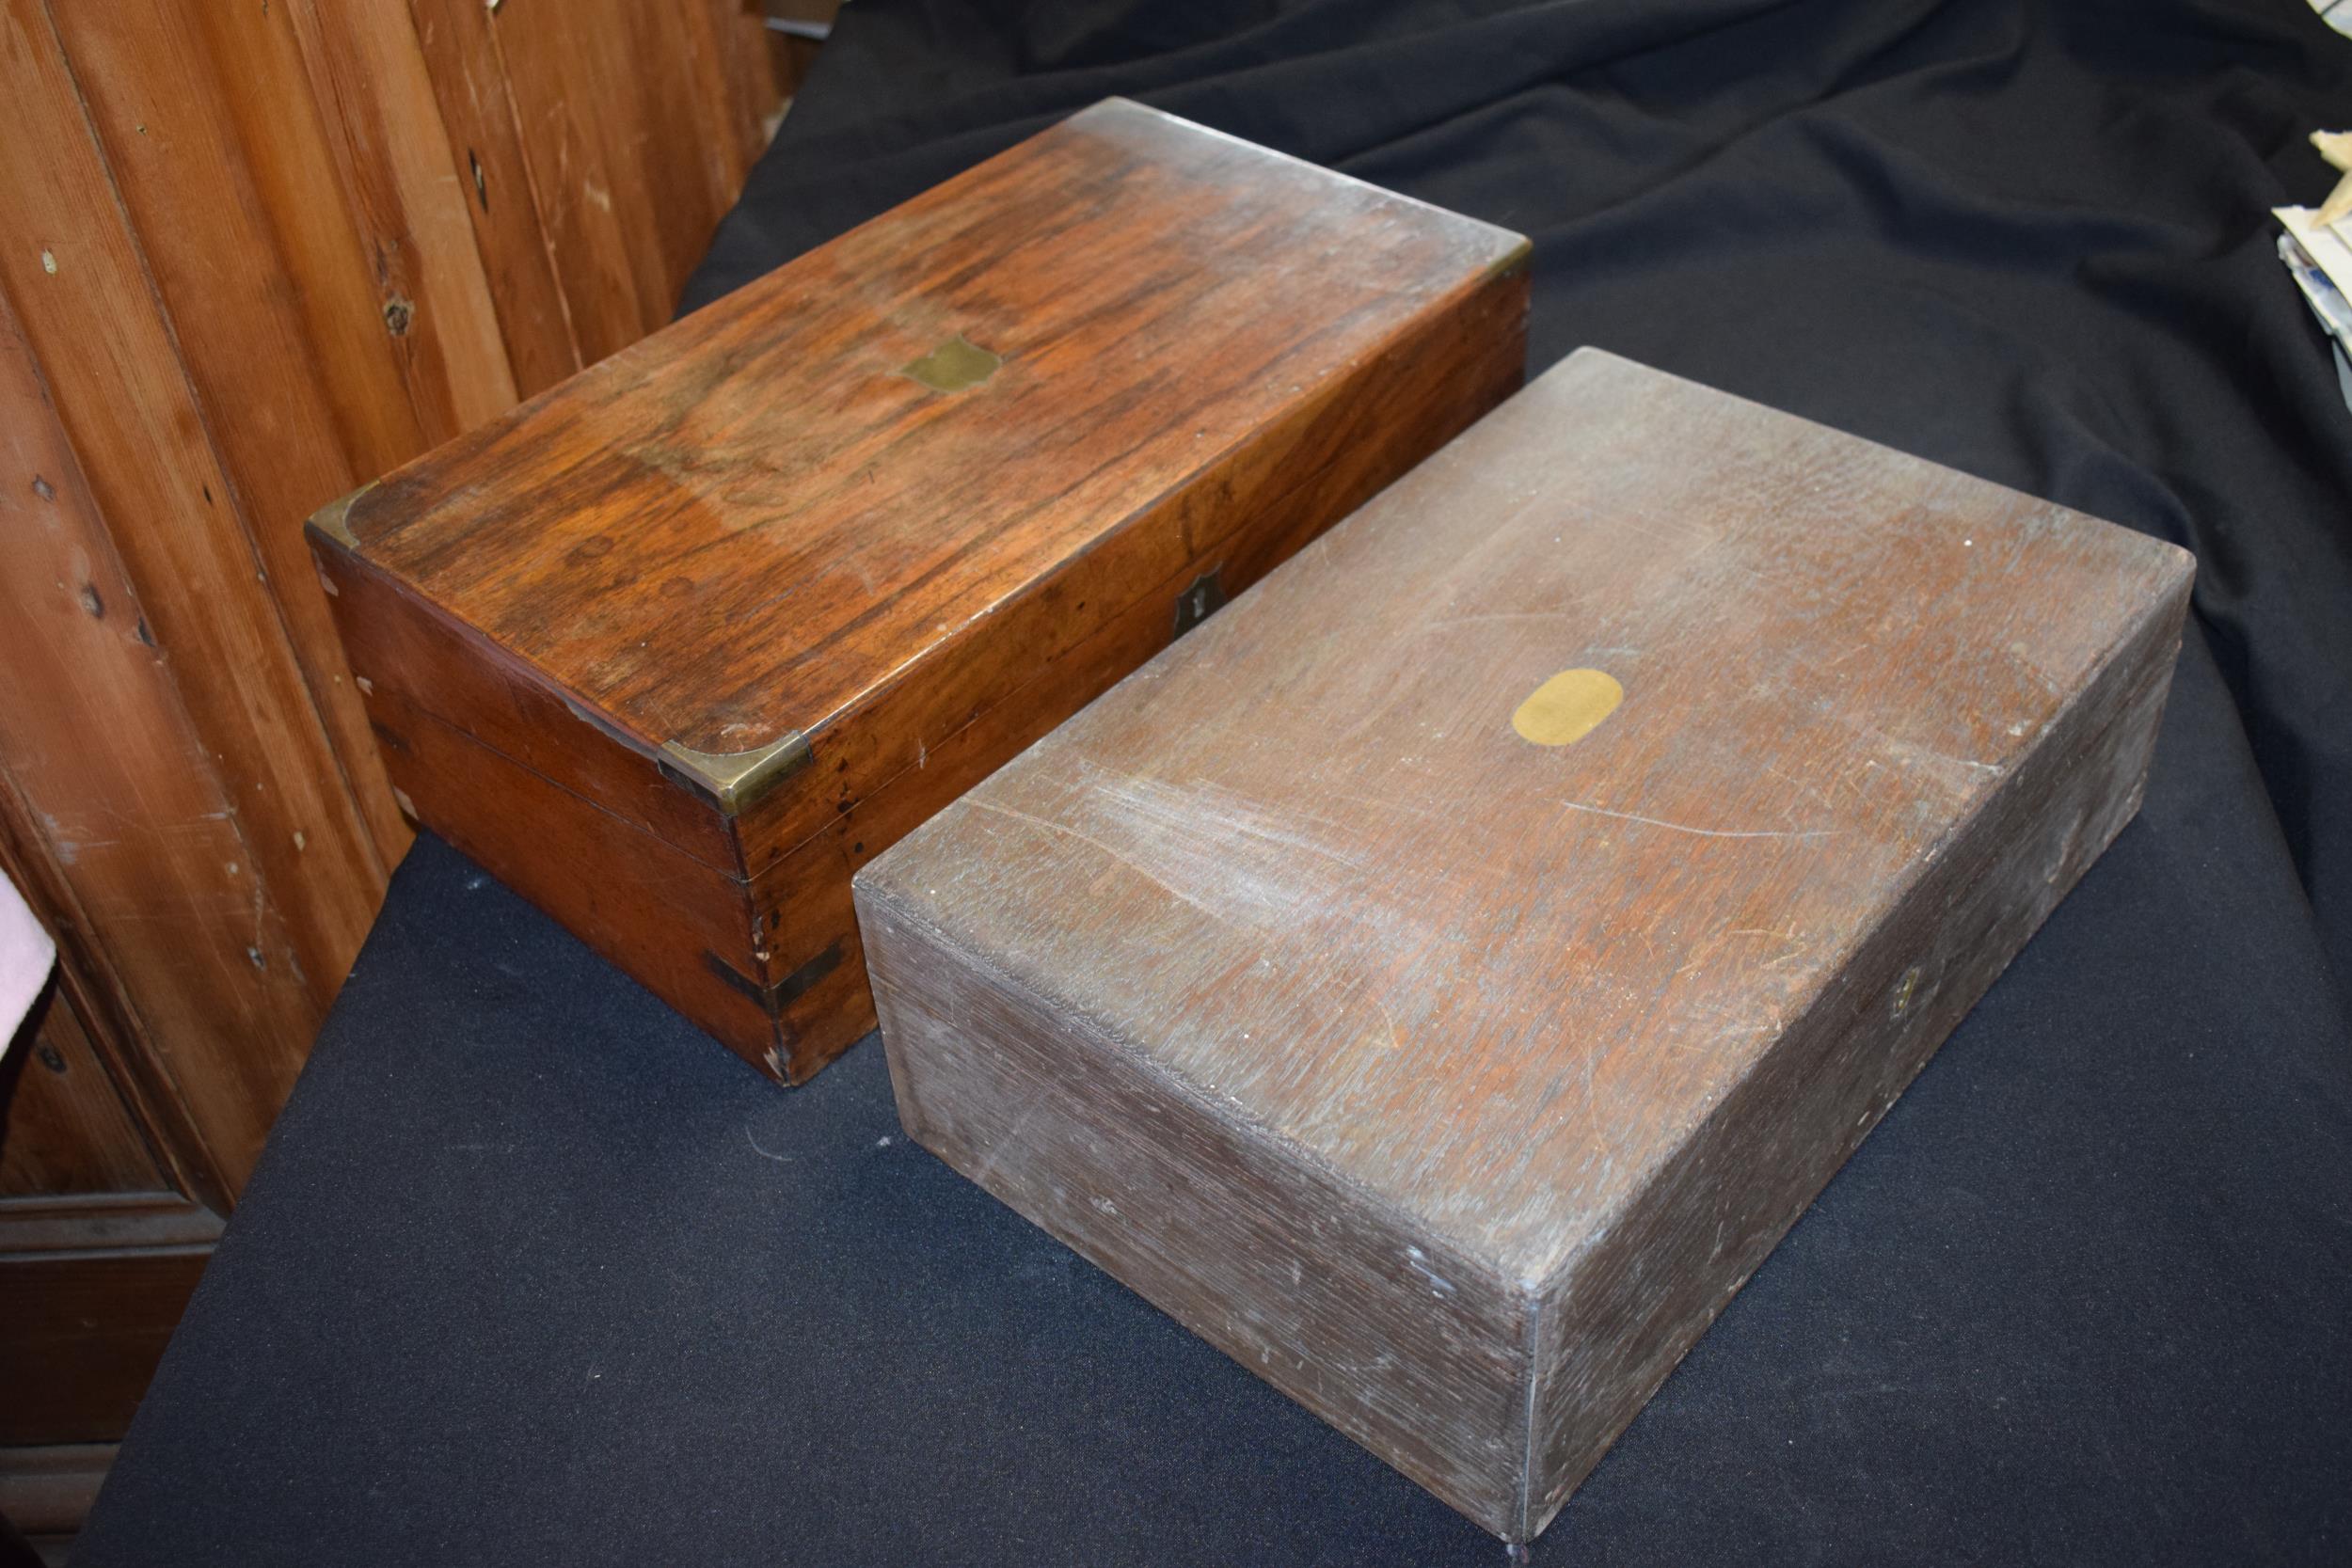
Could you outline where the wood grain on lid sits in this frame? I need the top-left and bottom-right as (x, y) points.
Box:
(334, 98), (1526, 759)
(860, 349), (2194, 1287)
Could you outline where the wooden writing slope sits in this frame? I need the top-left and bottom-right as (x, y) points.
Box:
(855, 351), (2194, 1541)
(307, 99), (1529, 1082)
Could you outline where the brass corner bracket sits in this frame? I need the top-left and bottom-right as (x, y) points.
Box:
(657, 732), (814, 816)
(307, 481), (376, 552)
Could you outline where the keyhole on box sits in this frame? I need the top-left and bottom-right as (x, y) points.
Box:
(1173, 568), (1227, 637)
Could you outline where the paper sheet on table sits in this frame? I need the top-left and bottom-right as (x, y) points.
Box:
(2276, 206), (2352, 416)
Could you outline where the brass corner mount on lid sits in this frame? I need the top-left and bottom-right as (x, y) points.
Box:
(658, 732), (815, 816)
(308, 481), (376, 551)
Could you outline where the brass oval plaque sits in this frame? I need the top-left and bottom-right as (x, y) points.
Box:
(1512, 668), (1623, 747)
(901, 334), (1002, 393)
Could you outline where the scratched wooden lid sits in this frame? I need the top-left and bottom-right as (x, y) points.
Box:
(858, 349), (2194, 1285)
(309, 99), (1526, 785)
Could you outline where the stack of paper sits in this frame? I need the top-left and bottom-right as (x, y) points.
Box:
(2276, 131), (2352, 415)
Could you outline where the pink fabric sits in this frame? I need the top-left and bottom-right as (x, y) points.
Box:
(0, 865), (56, 1052)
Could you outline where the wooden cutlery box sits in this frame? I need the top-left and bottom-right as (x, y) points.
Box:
(307, 98), (1529, 1082)
(855, 350), (2193, 1539)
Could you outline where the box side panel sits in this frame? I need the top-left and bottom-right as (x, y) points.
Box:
(1521, 571), (2192, 1537)
(310, 536), (743, 874)
(858, 888), (1534, 1536)
(361, 689), (788, 1077)
(736, 264), (1530, 868)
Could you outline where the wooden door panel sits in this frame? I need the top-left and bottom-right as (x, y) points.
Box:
(0, 0), (778, 1500)
(0, 988), (167, 1199)
(0, 1250), (211, 1447)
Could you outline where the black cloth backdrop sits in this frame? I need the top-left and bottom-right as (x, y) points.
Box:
(76, 2), (2352, 1564)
